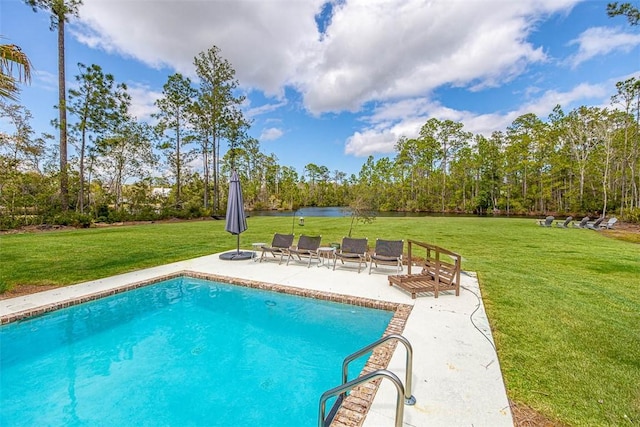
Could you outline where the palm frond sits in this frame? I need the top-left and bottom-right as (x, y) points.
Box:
(1, 44), (32, 83)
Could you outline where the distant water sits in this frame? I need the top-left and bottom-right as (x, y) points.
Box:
(251, 207), (348, 217)
(250, 206), (497, 218)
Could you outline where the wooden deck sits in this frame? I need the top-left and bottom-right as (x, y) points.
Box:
(388, 240), (461, 298)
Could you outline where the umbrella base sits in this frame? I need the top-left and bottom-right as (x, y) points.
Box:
(219, 251), (254, 261)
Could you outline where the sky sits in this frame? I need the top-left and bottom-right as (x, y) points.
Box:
(1, 0), (639, 178)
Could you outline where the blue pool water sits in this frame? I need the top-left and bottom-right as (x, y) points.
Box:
(0, 277), (392, 426)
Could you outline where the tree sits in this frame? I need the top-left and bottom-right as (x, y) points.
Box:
(505, 113), (551, 212)
(394, 137), (419, 207)
(154, 73), (197, 208)
(303, 163), (330, 205)
(68, 63), (123, 213)
(611, 77), (640, 211)
(0, 102), (35, 165)
(449, 144), (475, 211)
(95, 121), (157, 210)
(593, 109), (616, 217)
(564, 107), (607, 210)
(607, 2), (640, 25)
(346, 195), (376, 237)
(278, 166), (300, 210)
(25, 0), (83, 211)
(475, 132), (504, 213)
(0, 42), (32, 100)
(220, 136), (263, 205)
(265, 154), (282, 205)
(419, 118), (471, 212)
(0, 101), (52, 225)
(193, 46), (246, 214)
(224, 109), (251, 171)
(91, 80), (157, 211)
(190, 100), (212, 209)
(394, 135), (439, 210)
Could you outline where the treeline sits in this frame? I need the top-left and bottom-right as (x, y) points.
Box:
(1, 47), (639, 228)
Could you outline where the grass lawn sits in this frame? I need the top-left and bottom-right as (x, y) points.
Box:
(1, 216), (639, 426)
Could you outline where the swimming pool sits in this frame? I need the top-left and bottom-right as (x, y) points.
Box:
(1, 276), (396, 426)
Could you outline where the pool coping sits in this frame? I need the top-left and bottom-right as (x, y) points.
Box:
(1, 269), (412, 427)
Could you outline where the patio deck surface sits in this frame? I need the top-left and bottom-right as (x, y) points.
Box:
(0, 251), (514, 426)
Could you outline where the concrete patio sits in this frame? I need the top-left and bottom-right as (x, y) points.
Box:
(1, 251), (514, 426)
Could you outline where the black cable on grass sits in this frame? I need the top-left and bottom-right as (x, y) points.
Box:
(461, 279), (496, 353)
(462, 274), (515, 420)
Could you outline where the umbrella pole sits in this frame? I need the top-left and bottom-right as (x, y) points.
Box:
(236, 233), (240, 254)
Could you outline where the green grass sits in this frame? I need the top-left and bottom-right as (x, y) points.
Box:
(2, 216), (639, 426)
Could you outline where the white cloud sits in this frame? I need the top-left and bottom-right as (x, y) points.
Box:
(260, 127), (284, 141)
(567, 26), (640, 68)
(72, 0), (579, 116)
(126, 83), (162, 122)
(518, 82), (609, 115)
(33, 70), (58, 92)
(297, 0), (564, 113)
(245, 100), (288, 119)
(69, 0), (632, 163)
(74, 0), (323, 98)
(345, 130), (398, 156)
(344, 80), (613, 157)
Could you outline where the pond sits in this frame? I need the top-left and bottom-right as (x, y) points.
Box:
(249, 206), (492, 218)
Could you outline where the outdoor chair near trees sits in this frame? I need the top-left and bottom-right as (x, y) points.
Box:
(259, 233), (294, 264)
(538, 216), (555, 227)
(333, 237), (368, 273)
(556, 216), (573, 228)
(587, 217), (606, 230)
(368, 239), (404, 275)
(573, 216), (590, 228)
(388, 240), (461, 299)
(600, 217), (618, 229)
(285, 234), (322, 267)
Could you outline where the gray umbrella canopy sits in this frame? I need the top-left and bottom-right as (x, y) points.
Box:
(220, 171), (252, 260)
(225, 171), (248, 236)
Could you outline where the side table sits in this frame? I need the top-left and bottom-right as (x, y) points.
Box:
(317, 247), (336, 269)
(252, 242), (266, 261)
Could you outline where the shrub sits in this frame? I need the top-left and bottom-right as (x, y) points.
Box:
(107, 210), (129, 223)
(51, 212), (75, 226)
(72, 213), (93, 228)
(622, 207), (640, 223)
(252, 201), (269, 211)
(41, 212), (94, 228)
(131, 206), (161, 222)
(186, 204), (203, 219)
(0, 216), (21, 230)
(94, 204), (110, 219)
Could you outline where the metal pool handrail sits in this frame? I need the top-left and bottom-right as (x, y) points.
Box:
(342, 333), (416, 405)
(318, 369), (405, 427)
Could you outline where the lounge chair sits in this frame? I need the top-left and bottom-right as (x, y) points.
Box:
(538, 216), (554, 227)
(285, 234), (322, 267)
(333, 237), (368, 273)
(587, 217), (605, 230)
(555, 216), (573, 228)
(599, 217), (618, 230)
(259, 233), (294, 264)
(369, 239), (403, 275)
(573, 216), (590, 228)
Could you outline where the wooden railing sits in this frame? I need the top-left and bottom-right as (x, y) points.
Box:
(388, 240), (461, 298)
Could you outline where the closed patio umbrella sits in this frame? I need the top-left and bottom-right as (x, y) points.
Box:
(219, 171), (253, 260)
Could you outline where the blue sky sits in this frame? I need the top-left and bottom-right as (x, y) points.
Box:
(1, 0), (639, 177)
